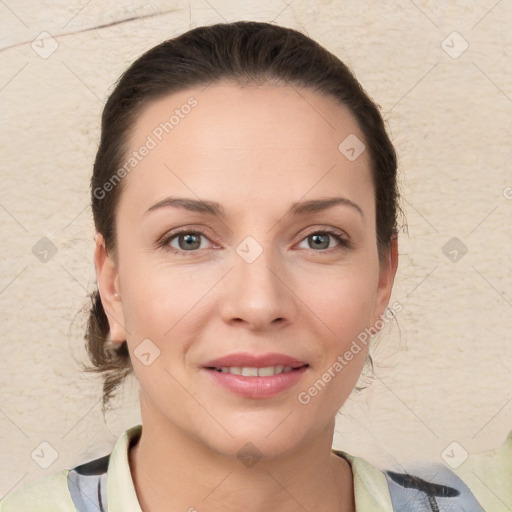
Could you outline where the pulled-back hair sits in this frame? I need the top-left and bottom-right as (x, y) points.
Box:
(84, 21), (399, 411)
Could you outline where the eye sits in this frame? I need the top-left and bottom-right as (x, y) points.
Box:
(157, 227), (351, 255)
(159, 229), (214, 254)
(296, 228), (350, 252)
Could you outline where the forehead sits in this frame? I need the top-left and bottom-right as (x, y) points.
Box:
(118, 81), (374, 219)
(129, 81), (364, 151)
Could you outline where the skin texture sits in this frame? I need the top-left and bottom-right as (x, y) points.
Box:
(94, 81), (398, 512)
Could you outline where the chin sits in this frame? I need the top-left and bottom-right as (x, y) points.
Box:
(193, 411), (321, 462)
(206, 433), (304, 464)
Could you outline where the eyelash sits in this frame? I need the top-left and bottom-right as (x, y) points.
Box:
(157, 227), (352, 255)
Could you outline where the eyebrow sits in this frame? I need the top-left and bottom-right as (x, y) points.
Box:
(144, 196), (364, 219)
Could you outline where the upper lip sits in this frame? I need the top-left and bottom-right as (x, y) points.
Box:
(203, 352), (308, 369)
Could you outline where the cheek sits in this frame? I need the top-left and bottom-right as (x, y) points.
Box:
(299, 265), (379, 339)
(118, 255), (218, 349)
(296, 273), (376, 416)
(120, 271), (180, 340)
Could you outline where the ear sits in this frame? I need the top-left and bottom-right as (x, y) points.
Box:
(373, 234), (399, 325)
(94, 233), (127, 345)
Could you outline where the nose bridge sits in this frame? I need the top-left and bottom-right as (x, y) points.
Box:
(235, 234), (282, 298)
(247, 240), (279, 278)
(221, 234), (296, 327)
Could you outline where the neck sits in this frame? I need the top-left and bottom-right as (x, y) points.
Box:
(129, 399), (355, 512)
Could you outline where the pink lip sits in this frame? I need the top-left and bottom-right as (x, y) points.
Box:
(202, 352), (309, 399)
(203, 352), (307, 369)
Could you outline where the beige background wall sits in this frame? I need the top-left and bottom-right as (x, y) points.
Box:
(1, 0), (511, 498)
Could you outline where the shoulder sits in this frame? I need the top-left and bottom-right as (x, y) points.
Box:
(0, 453), (111, 512)
(0, 470), (76, 512)
(333, 449), (486, 511)
(333, 449), (394, 510)
(0, 426), (139, 512)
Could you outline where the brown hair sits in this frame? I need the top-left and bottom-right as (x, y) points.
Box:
(84, 21), (400, 411)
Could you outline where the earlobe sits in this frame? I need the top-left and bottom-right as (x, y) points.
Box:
(94, 233), (127, 344)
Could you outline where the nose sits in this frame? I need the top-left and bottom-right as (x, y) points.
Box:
(219, 241), (299, 331)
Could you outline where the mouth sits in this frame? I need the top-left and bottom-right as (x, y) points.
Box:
(207, 365), (308, 377)
(203, 352), (308, 370)
(202, 353), (309, 398)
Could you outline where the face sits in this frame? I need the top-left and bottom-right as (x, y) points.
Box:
(95, 81), (397, 458)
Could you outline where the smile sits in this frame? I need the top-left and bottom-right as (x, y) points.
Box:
(212, 365), (297, 376)
(202, 353), (309, 398)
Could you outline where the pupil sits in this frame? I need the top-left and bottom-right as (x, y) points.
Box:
(311, 234), (328, 249)
(181, 233), (199, 250)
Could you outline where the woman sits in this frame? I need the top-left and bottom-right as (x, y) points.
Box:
(0, 21), (483, 511)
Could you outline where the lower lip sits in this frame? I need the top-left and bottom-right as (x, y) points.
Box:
(203, 367), (308, 399)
